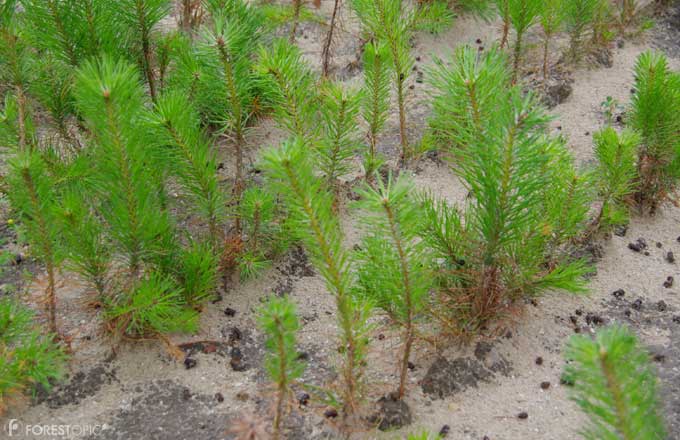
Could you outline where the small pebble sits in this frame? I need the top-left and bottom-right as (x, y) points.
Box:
(215, 392), (224, 402)
(535, 356), (544, 366)
(663, 276), (674, 288)
(298, 392), (310, 406)
(666, 252), (675, 264)
(540, 381), (551, 390)
(612, 289), (625, 299)
(407, 361), (416, 370)
(184, 357), (197, 369)
(224, 307), (237, 317)
(631, 298), (643, 311)
(324, 408), (338, 418)
(439, 424), (450, 437)
(657, 300), (668, 312)
(517, 411), (529, 419)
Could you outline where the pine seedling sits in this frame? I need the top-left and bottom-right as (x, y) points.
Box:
(6, 151), (63, 334)
(262, 139), (370, 418)
(104, 273), (199, 337)
(539, 0), (565, 82)
(564, 325), (667, 440)
(317, 82), (361, 199)
(360, 41), (390, 179)
(565, 0), (598, 63)
(629, 51), (680, 212)
(540, 137), (594, 249)
(29, 55), (77, 147)
(59, 190), (112, 297)
(618, 0), (639, 32)
(592, 128), (639, 232)
(0, 13), (36, 151)
(175, 240), (219, 306)
(507, 0), (543, 82)
(256, 39), (319, 144)
(591, 0), (613, 48)
(354, 174), (432, 399)
(352, 0), (415, 160)
(74, 56), (174, 277)
(112, 0), (172, 101)
(0, 298), (66, 414)
(426, 46), (590, 331)
(195, 0), (264, 221)
(147, 91), (225, 244)
(258, 295), (305, 439)
(238, 186), (284, 280)
(414, 1), (455, 35)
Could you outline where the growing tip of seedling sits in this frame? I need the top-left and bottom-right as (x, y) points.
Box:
(102, 89), (110, 99)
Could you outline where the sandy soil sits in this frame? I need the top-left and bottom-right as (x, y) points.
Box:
(2, 1), (680, 439)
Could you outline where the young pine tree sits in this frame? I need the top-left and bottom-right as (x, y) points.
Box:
(354, 174), (432, 399)
(147, 91), (225, 245)
(539, 0), (565, 82)
(256, 39), (319, 145)
(494, 0), (511, 49)
(0, 9), (36, 151)
(592, 128), (639, 232)
(74, 56), (174, 278)
(629, 51), (680, 212)
(352, 0), (415, 160)
(0, 298), (66, 414)
(195, 0), (264, 224)
(59, 190), (112, 298)
(113, 0), (171, 101)
(564, 325), (666, 440)
(6, 152), (63, 334)
(238, 186), (286, 280)
(258, 296), (305, 439)
(104, 273), (199, 338)
(426, 46), (589, 331)
(360, 41), (390, 179)
(317, 82), (361, 200)
(565, 0), (599, 63)
(508, 0), (542, 82)
(262, 139), (371, 419)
